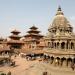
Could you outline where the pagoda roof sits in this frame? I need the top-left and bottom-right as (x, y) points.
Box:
(9, 35), (21, 38)
(24, 33), (43, 37)
(30, 25), (38, 29)
(24, 25), (43, 38)
(27, 30), (40, 33)
(11, 29), (21, 34)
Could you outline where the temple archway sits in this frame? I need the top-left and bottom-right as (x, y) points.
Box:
(56, 57), (60, 60)
(67, 58), (72, 67)
(60, 57), (66, 66)
(71, 42), (74, 49)
(61, 42), (65, 49)
(48, 42), (50, 48)
(57, 42), (59, 48)
(55, 57), (60, 66)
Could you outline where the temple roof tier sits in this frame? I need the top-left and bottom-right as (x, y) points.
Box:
(27, 30), (40, 34)
(11, 29), (21, 35)
(9, 35), (21, 40)
(24, 34), (43, 38)
(30, 25), (38, 30)
(9, 35), (21, 38)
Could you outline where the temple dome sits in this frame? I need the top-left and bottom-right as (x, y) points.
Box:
(51, 6), (71, 28)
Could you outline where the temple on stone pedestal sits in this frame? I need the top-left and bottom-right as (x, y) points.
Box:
(44, 6), (75, 66)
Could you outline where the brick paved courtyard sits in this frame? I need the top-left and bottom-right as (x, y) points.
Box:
(0, 56), (75, 75)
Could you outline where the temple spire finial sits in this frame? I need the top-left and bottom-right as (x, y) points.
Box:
(58, 5), (61, 11)
(56, 5), (64, 15)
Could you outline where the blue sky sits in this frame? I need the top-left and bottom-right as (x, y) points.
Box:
(0, 0), (75, 37)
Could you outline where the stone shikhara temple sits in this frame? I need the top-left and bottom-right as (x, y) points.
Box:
(44, 6), (75, 66)
(0, 6), (75, 67)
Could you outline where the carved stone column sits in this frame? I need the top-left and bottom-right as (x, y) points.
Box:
(65, 41), (67, 51)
